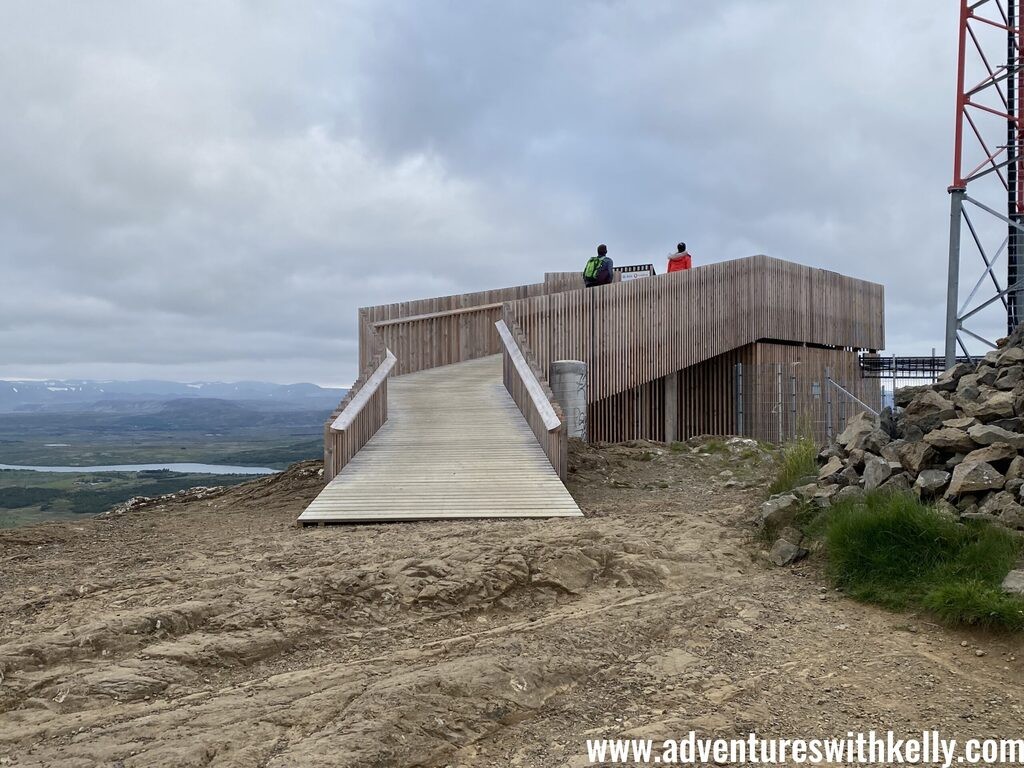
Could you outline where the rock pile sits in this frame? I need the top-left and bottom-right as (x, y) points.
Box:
(813, 334), (1024, 531)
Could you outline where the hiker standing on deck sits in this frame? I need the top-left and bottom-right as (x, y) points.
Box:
(667, 242), (692, 273)
(583, 244), (614, 287)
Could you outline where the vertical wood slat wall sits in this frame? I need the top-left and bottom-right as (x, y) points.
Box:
(587, 380), (665, 443)
(584, 342), (883, 446)
(677, 347), (752, 441)
(506, 255), (885, 405)
(499, 309), (568, 478)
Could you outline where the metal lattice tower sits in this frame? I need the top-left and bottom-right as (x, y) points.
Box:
(945, 0), (1024, 367)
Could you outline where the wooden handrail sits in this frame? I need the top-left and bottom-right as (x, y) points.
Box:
(496, 320), (560, 431)
(332, 350), (397, 431)
(374, 302), (504, 327)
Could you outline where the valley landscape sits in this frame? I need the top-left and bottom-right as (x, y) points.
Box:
(0, 380), (345, 527)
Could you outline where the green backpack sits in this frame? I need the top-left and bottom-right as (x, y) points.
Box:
(583, 256), (604, 280)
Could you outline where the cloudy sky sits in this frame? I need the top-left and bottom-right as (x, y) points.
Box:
(0, 1), (1000, 386)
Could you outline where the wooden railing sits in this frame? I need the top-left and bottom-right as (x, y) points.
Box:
(371, 302), (506, 376)
(324, 314), (396, 481)
(496, 315), (567, 479)
(360, 280), (577, 376)
(504, 255), (885, 404)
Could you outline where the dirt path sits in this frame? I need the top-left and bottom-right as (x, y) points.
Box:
(1, 442), (1022, 767)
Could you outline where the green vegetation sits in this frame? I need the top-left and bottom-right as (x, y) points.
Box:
(767, 437), (817, 496)
(825, 492), (1024, 631)
(0, 469), (257, 527)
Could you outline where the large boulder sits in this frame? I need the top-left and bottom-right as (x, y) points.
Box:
(914, 469), (951, 498)
(964, 389), (1015, 422)
(791, 483), (819, 501)
(836, 412), (876, 450)
(862, 456), (893, 492)
(945, 452), (968, 469)
(962, 442), (1018, 469)
(895, 385), (932, 408)
(934, 362), (974, 392)
(880, 440), (904, 464)
(846, 448), (866, 470)
(967, 423), (1024, 450)
(895, 440), (938, 474)
(978, 492), (1024, 528)
(903, 390), (957, 433)
(997, 345), (1024, 366)
(818, 456), (844, 483)
(975, 365), (998, 387)
(858, 429), (892, 454)
(943, 416), (979, 430)
(760, 494), (801, 528)
(838, 465), (861, 487)
(924, 427), (976, 453)
(957, 372), (981, 394)
(1006, 455), (1024, 482)
(947, 460), (1005, 497)
(818, 443), (844, 462)
(994, 366), (1023, 391)
(954, 382), (982, 409)
(879, 472), (913, 494)
(769, 538), (808, 566)
(991, 417), (1024, 432)
(1002, 569), (1024, 596)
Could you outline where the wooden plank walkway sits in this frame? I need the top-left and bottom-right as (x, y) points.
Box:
(298, 356), (582, 524)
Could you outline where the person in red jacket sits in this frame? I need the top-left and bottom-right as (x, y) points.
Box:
(667, 242), (692, 273)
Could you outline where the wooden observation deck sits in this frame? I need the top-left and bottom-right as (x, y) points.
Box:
(301, 255), (885, 525)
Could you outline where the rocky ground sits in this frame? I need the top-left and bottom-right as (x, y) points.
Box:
(1, 441), (1023, 767)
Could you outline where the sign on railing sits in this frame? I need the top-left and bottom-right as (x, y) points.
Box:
(615, 264), (657, 281)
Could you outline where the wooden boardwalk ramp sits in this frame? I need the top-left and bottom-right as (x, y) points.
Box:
(298, 356), (582, 524)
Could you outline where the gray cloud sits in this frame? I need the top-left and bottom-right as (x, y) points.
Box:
(0, 1), (1000, 385)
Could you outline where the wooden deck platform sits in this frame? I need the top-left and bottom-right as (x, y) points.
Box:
(298, 356), (582, 524)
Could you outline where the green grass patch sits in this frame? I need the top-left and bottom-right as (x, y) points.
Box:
(826, 491), (1024, 630)
(767, 438), (818, 496)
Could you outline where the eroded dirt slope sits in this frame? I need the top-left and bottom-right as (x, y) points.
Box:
(1, 443), (1023, 767)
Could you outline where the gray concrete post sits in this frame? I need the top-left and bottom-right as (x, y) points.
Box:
(550, 360), (588, 440)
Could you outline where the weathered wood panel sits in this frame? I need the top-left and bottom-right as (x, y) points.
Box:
(498, 313), (568, 479)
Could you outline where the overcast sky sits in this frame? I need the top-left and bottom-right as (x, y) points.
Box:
(0, 1), (998, 386)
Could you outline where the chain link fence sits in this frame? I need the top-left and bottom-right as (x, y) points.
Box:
(734, 362), (882, 446)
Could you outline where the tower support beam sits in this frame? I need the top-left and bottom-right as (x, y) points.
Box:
(945, 0), (1024, 362)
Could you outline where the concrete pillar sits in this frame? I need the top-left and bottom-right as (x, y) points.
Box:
(664, 371), (679, 444)
(550, 360), (587, 439)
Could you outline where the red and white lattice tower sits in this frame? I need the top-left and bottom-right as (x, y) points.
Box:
(945, 0), (1024, 366)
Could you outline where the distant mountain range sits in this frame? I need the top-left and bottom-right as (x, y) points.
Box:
(0, 379), (346, 414)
